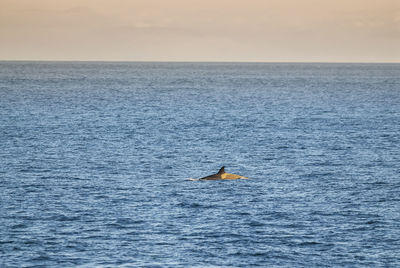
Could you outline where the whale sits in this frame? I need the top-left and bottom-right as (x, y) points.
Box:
(197, 166), (248, 181)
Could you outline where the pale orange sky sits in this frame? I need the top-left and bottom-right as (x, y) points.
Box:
(1, 0), (399, 62)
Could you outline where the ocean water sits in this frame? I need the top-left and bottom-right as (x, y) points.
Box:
(0, 62), (399, 267)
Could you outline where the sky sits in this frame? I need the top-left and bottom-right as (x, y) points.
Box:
(0, 0), (399, 62)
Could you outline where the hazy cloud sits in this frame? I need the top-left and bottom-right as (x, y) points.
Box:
(0, 0), (399, 62)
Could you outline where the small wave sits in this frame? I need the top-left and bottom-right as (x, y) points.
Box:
(31, 254), (51, 261)
(298, 241), (323, 246)
(11, 223), (27, 229)
(50, 215), (81, 222)
(0, 240), (14, 245)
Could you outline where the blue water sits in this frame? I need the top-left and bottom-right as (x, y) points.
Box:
(1, 62), (399, 267)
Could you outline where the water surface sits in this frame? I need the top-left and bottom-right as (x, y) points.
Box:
(1, 62), (399, 267)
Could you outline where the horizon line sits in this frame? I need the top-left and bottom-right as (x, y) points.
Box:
(0, 59), (399, 64)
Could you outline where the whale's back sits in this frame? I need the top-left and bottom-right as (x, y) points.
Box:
(221, 173), (248, 180)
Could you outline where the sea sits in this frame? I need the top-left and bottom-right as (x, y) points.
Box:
(0, 62), (399, 267)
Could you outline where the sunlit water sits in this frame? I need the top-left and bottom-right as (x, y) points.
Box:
(1, 62), (399, 267)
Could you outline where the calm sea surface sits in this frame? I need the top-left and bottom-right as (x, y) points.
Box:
(0, 62), (399, 267)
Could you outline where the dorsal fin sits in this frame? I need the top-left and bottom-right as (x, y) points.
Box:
(217, 166), (225, 174)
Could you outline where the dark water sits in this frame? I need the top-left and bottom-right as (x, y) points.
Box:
(1, 62), (399, 267)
